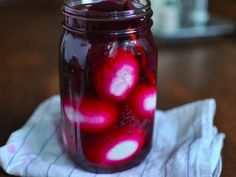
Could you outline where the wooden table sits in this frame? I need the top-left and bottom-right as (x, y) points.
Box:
(0, 5), (236, 177)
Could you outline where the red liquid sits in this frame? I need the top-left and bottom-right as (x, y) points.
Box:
(59, 0), (157, 173)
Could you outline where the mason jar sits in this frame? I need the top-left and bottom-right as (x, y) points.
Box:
(59, 0), (158, 173)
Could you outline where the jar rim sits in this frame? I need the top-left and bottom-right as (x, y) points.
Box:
(63, 0), (152, 20)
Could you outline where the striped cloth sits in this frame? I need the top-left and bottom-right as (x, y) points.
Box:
(0, 96), (225, 177)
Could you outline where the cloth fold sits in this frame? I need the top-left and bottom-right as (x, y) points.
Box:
(0, 96), (225, 177)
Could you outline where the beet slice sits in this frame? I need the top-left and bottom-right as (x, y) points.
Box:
(63, 98), (119, 133)
(128, 83), (157, 120)
(128, 28), (156, 85)
(92, 48), (139, 102)
(83, 127), (145, 166)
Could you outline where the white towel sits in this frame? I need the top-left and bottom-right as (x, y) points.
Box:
(0, 96), (225, 177)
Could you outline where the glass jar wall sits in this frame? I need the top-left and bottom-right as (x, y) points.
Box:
(59, 0), (158, 173)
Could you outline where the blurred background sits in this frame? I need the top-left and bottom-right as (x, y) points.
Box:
(0, 0), (236, 177)
(152, 0), (235, 39)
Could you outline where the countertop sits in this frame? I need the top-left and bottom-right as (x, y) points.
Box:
(0, 5), (236, 177)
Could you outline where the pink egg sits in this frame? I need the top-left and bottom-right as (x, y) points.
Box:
(92, 48), (139, 102)
(63, 98), (119, 133)
(128, 83), (157, 121)
(83, 127), (145, 166)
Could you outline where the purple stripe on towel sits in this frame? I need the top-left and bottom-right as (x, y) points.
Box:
(6, 101), (54, 171)
(6, 124), (36, 170)
(46, 151), (65, 177)
(25, 124), (60, 177)
(140, 157), (151, 177)
(68, 166), (76, 177)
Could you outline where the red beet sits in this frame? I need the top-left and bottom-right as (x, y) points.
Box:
(83, 127), (145, 166)
(128, 83), (157, 121)
(92, 48), (139, 102)
(129, 30), (156, 85)
(63, 98), (119, 133)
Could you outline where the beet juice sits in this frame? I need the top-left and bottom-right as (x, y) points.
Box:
(59, 0), (158, 173)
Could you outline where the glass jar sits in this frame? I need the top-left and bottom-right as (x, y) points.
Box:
(59, 0), (158, 173)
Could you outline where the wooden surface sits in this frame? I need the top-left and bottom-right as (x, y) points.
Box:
(209, 0), (236, 21)
(0, 4), (236, 177)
